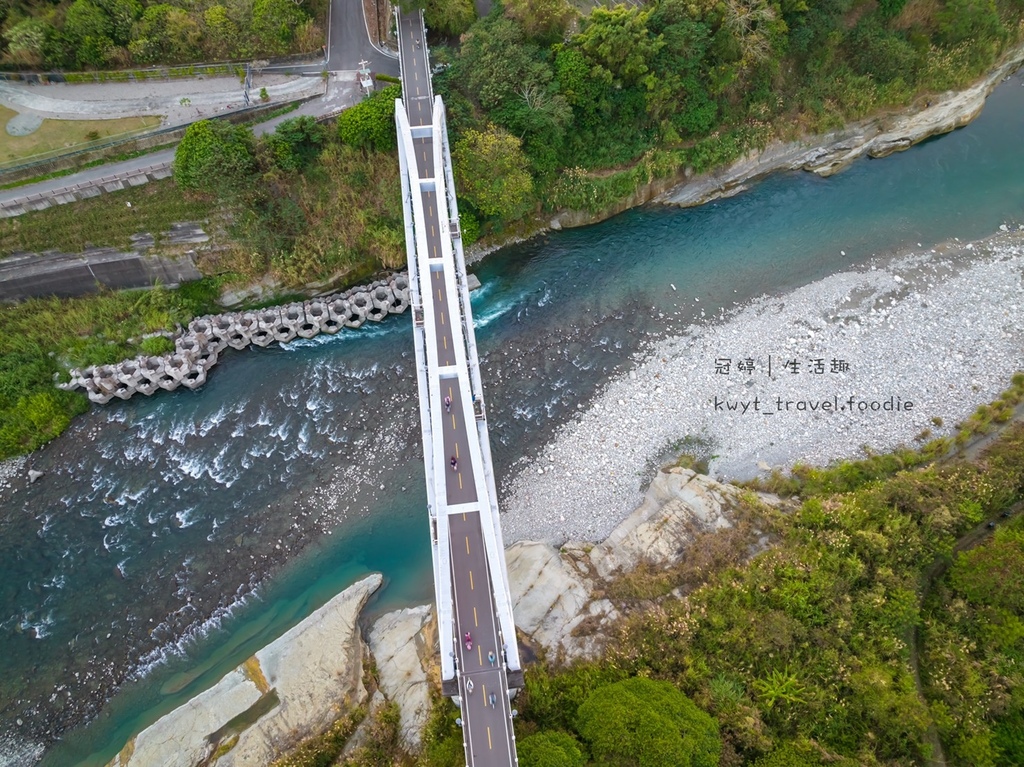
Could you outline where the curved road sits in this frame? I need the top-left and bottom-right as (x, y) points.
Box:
(0, 0), (397, 207)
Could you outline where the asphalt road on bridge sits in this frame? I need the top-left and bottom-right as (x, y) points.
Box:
(398, 11), (517, 766)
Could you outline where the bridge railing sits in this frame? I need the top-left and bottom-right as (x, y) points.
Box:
(433, 97), (523, 682)
(395, 98), (456, 687)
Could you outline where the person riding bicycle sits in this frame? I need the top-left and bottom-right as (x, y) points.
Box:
(487, 651), (495, 666)
(451, 456), (458, 471)
(444, 395), (452, 412)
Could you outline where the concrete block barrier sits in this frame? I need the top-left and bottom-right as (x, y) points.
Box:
(58, 271), (418, 404)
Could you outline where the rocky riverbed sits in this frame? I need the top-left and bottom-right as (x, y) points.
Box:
(502, 229), (1024, 545)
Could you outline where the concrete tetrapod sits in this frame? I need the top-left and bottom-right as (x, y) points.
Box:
(55, 272), (418, 405)
(345, 292), (370, 328)
(368, 285), (393, 321)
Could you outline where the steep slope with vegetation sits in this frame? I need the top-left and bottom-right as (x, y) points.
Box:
(407, 377), (1024, 767)
(418, 0), (1024, 232)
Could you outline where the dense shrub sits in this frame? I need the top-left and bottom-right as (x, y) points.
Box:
(576, 678), (720, 767)
(517, 731), (586, 767)
(337, 84), (401, 153)
(0, 0), (322, 70)
(173, 119), (256, 193)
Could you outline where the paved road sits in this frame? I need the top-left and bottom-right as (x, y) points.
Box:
(0, 0), (396, 206)
(328, 0), (399, 73)
(398, 10), (517, 766)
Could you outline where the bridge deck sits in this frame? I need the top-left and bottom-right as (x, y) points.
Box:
(396, 10), (519, 767)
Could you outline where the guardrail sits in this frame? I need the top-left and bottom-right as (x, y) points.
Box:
(0, 53), (324, 85)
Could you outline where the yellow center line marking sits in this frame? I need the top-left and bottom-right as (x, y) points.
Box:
(454, 443), (459, 458)
(478, 644), (482, 664)
(487, 727), (492, 750)
(440, 312), (445, 326)
(443, 335), (447, 350)
(459, 473), (463, 490)
(473, 606), (478, 627)
(429, 205), (434, 217)
(465, 536), (470, 554)
(469, 570), (474, 590)
(415, 70), (418, 81)
(437, 289), (442, 301)
(431, 224), (436, 237)
(416, 85), (421, 95)
(433, 245), (438, 257)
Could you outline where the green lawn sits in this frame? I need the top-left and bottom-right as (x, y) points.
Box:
(0, 105), (161, 167)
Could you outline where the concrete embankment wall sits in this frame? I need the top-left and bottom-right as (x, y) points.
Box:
(0, 223), (206, 301)
(59, 274), (411, 404)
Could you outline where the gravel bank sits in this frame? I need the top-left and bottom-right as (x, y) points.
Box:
(502, 228), (1024, 545)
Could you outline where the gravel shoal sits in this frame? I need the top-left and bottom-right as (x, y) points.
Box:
(502, 229), (1024, 546)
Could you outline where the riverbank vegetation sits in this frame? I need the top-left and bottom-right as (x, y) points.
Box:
(0, 108), (410, 458)
(411, 0), (1024, 234)
(262, 375), (1024, 766)
(0, 0), (324, 70)
(0, 276), (223, 456)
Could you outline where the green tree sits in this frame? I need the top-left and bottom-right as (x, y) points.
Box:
(202, 5), (237, 59)
(573, 6), (664, 87)
(935, 0), (1002, 46)
(96, 0), (141, 45)
(173, 119), (256, 192)
(503, 0), (576, 44)
(424, 0), (475, 37)
(63, 0), (113, 67)
(130, 3), (202, 63)
(251, 0), (306, 54)
(452, 125), (534, 220)
(3, 17), (51, 65)
(575, 677), (721, 767)
(454, 16), (548, 111)
(336, 83), (401, 153)
(518, 731), (586, 767)
(263, 115), (326, 171)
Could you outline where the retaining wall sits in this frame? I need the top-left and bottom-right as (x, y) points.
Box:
(0, 223), (206, 301)
(0, 162), (173, 218)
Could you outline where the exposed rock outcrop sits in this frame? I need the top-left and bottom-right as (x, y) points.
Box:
(368, 605), (435, 749)
(505, 467), (758, 662)
(657, 44), (1024, 208)
(104, 573), (382, 767)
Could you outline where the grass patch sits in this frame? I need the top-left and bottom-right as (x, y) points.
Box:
(0, 278), (225, 458)
(0, 106), (161, 167)
(0, 179), (221, 254)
